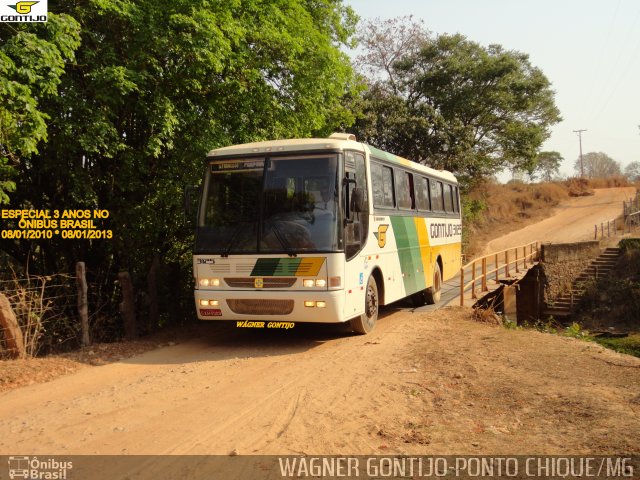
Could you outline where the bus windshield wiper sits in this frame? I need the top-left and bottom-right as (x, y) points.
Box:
(269, 222), (297, 257)
(221, 223), (247, 257)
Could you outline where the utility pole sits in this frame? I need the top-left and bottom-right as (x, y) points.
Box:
(573, 129), (587, 177)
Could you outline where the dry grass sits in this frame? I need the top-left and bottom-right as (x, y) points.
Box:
(565, 177), (594, 197)
(587, 175), (630, 188)
(463, 177), (633, 257)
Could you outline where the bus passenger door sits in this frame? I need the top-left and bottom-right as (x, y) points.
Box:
(343, 152), (369, 319)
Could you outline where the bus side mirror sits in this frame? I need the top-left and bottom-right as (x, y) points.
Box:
(183, 185), (199, 227)
(350, 187), (365, 213)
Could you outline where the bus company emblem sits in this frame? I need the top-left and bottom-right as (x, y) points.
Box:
(2, 0), (47, 21)
(8, 1), (38, 14)
(374, 224), (389, 248)
(254, 278), (264, 288)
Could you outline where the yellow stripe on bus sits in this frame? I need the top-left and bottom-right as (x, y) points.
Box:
(294, 257), (325, 276)
(413, 217), (433, 285)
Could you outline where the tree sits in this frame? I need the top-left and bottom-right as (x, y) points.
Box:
(0, 14), (81, 203)
(573, 152), (621, 178)
(352, 20), (561, 186)
(624, 161), (640, 182)
(355, 16), (430, 94)
(1, 0), (360, 326)
(532, 151), (563, 182)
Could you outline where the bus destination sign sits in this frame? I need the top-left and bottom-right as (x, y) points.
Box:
(210, 159), (264, 173)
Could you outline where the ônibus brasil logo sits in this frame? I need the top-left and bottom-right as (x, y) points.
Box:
(1, 0), (48, 22)
(8, 456), (73, 479)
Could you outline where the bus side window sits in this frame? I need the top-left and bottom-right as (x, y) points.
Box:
(371, 163), (384, 207)
(345, 153), (369, 260)
(444, 183), (454, 213)
(395, 170), (413, 210)
(381, 166), (395, 207)
(430, 179), (444, 212)
(416, 176), (431, 211)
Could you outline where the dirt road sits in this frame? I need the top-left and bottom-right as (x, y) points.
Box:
(484, 187), (635, 254)
(1, 309), (639, 458)
(1, 187), (639, 467)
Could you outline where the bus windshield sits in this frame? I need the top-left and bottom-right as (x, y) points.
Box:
(196, 154), (341, 254)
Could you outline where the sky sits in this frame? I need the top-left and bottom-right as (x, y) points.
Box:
(345, 0), (640, 179)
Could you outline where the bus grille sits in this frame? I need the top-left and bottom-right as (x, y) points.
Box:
(226, 299), (294, 315)
(224, 277), (296, 288)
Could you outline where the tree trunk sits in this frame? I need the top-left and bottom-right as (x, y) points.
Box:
(0, 293), (26, 359)
(76, 262), (91, 347)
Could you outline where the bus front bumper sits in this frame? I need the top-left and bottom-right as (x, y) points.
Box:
(194, 289), (346, 324)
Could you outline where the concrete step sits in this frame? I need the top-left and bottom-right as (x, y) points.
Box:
(545, 248), (622, 314)
(548, 302), (574, 310)
(591, 261), (617, 266)
(555, 295), (581, 301)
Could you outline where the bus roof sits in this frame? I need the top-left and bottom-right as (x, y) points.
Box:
(207, 133), (457, 184)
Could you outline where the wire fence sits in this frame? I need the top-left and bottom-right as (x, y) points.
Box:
(0, 270), (115, 358)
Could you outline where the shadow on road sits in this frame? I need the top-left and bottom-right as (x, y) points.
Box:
(118, 308), (402, 366)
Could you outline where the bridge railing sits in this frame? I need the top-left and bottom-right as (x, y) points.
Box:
(624, 211), (640, 233)
(459, 241), (539, 306)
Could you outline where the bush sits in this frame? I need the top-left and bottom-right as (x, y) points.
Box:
(619, 238), (640, 253)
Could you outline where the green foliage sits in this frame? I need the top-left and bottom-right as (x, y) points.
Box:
(0, 14), (81, 203)
(502, 317), (519, 330)
(1, 0), (360, 331)
(462, 198), (486, 223)
(593, 334), (640, 358)
(563, 322), (590, 339)
(532, 151), (563, 182)
(619, 238), (640, 252)
(353, 22), (561, 186)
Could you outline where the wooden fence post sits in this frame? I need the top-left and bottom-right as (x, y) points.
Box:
(0, 293), (26, 359)
(118, 271), (138, 340)
(76, 262), (90, 347)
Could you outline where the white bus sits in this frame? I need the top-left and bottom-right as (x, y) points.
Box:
(192, 133), (461, 333)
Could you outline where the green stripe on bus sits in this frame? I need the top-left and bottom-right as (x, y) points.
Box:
(251, 258), (300, 276)
(366, 145), (407, 165)
(390, 217), (426, 295)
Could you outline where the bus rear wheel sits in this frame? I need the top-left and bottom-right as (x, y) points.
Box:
(351, 276), (379, 334)
(425, 263), (442, 304)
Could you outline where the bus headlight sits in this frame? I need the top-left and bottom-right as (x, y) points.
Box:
(199, 278), (220, 287)
(303, 279), (327, 288)
(199, 299), (219, 306)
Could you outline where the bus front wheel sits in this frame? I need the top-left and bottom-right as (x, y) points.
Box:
(425, 263), (442, 304)
(351, 276), (379, 334)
